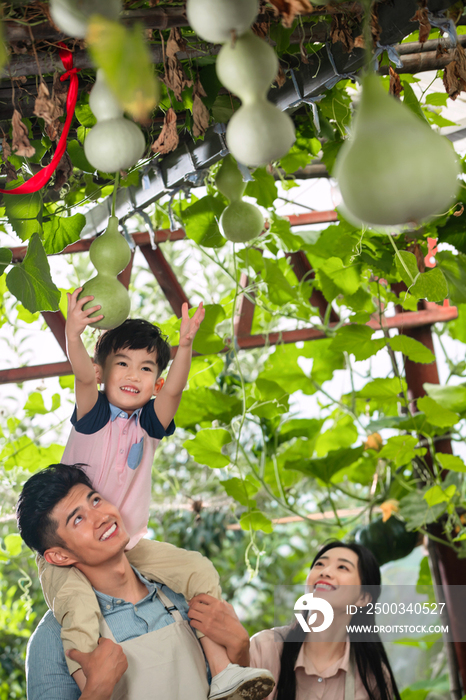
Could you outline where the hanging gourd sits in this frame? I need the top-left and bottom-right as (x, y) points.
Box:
(215, 155), (264, 242)
(216, 31), (295, 167)
(335, 73), (461, 227)
(50, 0), (121, 39)
(79, 216), (131, 329)
(84, 70), (146, 173)
(186, 0), (259, 43)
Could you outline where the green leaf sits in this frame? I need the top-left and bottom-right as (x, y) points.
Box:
(187, 356), (224, 390)
(240, 510), (273, 534)
(424, 483), (456, 506)
(257, 344), (315, 395)
(424, 383), (466, 413)
(23, 391), (60, 417)
(192, 304), (226, 354)
(198, 65), (222, 110)
(399, 488), (448, 530)
(330, 325), (384, 361)
(286, 445), (365, 483)
(222, 476), (259, 507)
(389, 335), (435, 364)
(263, 258), (296, 305)
(278, 418), (323, 445)
(176, 388), (242, 429)
(43, 213), (86, 255)
(59, 375), (75, 391)
(244, 168), (277, 208)
(402, 81), (429, 123)
(74, 99), (97, 128)
(436, 453), (466, 473)
(425, 92), (448, 107)
(182, 196), (226, 248)
(279, 144), (311, 174)
(211, 94), (240, 122)
(379, 435), (426, 467)
(16, 304), (40, 323)
(6, 233), (60, 312)
(0, 247), (12, 275)
(3, 183), (42, 241)
(4, 533), (22, 557)
(87, 16), (159, 121)
(0, 22), (7, 76)
(416, 396), (459, 428)
(183, 428), (232, 468)
(317, 257), (360, 301)
(67, 139), (95, 173)
(435, 251), (466, 305)
(359, 377), (406, 402)
(250, 378), (289, 418)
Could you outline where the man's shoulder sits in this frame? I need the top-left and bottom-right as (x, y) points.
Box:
(27, 612), (80, 700)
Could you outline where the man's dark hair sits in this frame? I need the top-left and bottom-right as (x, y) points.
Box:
(16, 464), (93, 556)
(93, 319), (171, 376)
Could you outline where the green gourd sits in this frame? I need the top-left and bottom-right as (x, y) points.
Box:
(79, 216), (131, 329)
(335, 73), (460, 227)
(50, 0), (121, 39)
(216, 155), (264, 242)
(84, 70), (145, 173)
(186, 0), (258, 44)
(216, 31), (295, 167)
(352, 516), (418, 567)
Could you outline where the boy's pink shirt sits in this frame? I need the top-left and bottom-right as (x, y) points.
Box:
(62, 397), (170, 549)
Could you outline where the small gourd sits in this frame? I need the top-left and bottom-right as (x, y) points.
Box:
(216, 155), (264, 243)
(79, 216), (131, 329)
(335, 73), (461, 227)
(216, 32), (295, 167)
(50, 0), (121, 39)
(84, 70), (146, 173)
(186, 0), (258, 44)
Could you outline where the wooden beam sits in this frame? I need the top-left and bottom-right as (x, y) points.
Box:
(41, 310), (67, 356)
(234, 273), (255, 338)
(139, 244), (190, 317)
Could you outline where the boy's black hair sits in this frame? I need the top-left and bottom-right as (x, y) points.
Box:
(16, 464), (93, 556)
(93, 319), (171, 376)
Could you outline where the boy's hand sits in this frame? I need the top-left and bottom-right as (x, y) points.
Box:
(66, 288), (104, 340)
(179, 302), (205, 347)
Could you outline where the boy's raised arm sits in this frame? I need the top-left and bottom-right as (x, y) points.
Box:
(65, 288), (104, 421)
(155, 302), (205, 430)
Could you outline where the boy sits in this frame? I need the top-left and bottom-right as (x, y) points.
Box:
(37, 288), (274, 700)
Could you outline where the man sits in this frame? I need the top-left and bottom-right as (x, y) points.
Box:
(17, 464), (257, 700)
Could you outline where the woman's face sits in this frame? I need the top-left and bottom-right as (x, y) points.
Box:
(306, 546), (369, 612)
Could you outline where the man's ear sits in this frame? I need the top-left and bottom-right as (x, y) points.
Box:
(44, 547), (78, 567)
(153, 377), (164, 395)
(94, 362), (103, 385)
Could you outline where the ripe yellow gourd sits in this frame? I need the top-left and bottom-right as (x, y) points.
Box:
(79, 216), (131, 329)
(216, 32), (295, 167)
(50, 0), (121, 39)
(84, 70), (145, 173)
(186, 0), (258, 44)
(216, 155), (264, 242)
(335, 73), (461, 227)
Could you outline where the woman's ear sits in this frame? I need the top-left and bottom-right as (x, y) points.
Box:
(44, 548), (78, 567)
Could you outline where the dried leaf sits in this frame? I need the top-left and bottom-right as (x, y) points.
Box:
(275, 65), (286, 88)
(410, 8), (431, 44)
(354, 34), (365, 49)
(162, 27), (193, 102)
(268, 0), (314, 28)
(33, 80), (64, 125)
(11, 109), (35, 158)
(252, 20), (270, 39)
(436, 43), (449, 60)
(389, 66), (402, 98)
(330, 12), (354, 52)
(1, 137), (17, 183)
(192, 78), (210, 138)
(454, 203), (464, 217)
(151, 108), (179, 155)
(370, 5), (381, 44)
(53, 151), (73, 191)
(443, 45), (466, 100)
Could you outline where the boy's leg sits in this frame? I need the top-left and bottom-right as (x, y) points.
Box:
(36, 554), (102, 676)
(126, 538), (222, 602)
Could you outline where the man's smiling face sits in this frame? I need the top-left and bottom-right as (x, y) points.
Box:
(44, 483), (130, 567)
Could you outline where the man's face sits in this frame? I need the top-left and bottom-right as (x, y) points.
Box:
(96, 347), (164, 415)
(44, 484), (130, 567)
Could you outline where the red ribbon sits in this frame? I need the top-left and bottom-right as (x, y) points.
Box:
(0, 42), (81, 195)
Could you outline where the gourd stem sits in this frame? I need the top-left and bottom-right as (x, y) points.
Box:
(361, 0), (374, 75)
(112, 172), (120, 217)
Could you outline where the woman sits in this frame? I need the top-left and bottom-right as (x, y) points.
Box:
(249, 541), (401, 700)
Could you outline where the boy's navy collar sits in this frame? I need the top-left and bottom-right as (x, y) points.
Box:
(108, 401), (142, 423)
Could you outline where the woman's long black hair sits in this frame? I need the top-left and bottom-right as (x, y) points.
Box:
(275, 540), (401, 700)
